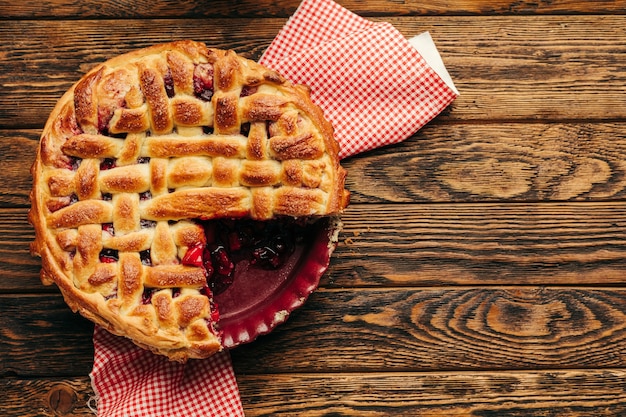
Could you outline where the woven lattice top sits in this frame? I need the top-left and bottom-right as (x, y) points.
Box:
(29, 40), (349, 361)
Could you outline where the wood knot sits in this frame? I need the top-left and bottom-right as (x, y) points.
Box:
(47, 383), (77, 415)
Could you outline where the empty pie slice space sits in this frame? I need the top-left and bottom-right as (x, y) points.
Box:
(29, 40), (350, 361)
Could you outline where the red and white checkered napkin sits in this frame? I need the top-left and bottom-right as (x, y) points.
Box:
(90, 326), (244, 417)
(259, 0), (458, 159)
(89, 0), (457, 415)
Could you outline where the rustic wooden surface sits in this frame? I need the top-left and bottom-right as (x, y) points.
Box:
(2, 0), (626, 415)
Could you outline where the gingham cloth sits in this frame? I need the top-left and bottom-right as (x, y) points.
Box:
(259, 0), (458, 159)
(90, 326), (244, 417)
(89, 0), (457, 415)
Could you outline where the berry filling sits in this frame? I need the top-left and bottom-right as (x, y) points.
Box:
(181, 217), (312, 296)
(140, 250), (152, 266)
(140, 219), (157, 229)
(99, 248), (119, 263)
(65, 156), (82, 171)
(181, 244), (204, 268)
(100, 158), (116, 170)
(102, 223), (114, 236)
(141, 286), (180, 305)
(141, 287), (157, 304)
(139, 190), (152, 201)
(163, 70), (175, 98)
(240, 122), (251, 137)
(98, 108), (115, 135)
(240, 85), (258, 97)
(193, 63), (214, 102)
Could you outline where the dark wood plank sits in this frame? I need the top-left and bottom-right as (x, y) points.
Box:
(0, 208), (44, 291)
(239, 369), (626, 416)
(6, 287), (626, 376)
(0, 130), (38, 207)
(5, 123), (626, 209)
(343, 122), (626, 203)
(1, 16), (626, 128)
(431, 15), (626, 123)
(5, 369), (626, 417)
(7, 200), (626, 292)
(231, 287), (626, 373)
(1, 378), (94, 417)
(2, 0), (625, 19)
(0, 294), (94, 377)
(332, 202), (626, 287)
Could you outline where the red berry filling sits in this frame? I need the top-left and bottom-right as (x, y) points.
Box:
(98, 108), (115, 135)
(193, 63), (214, 102)
(199, 286), (221, 336)
(181, 218), (311, 296)
(65, 156), (81, 171)
(99, 248), (119, 263)
(141, 287), (157, 304)
(100, 158), (116, 170)
(240, 85), (258, 97)
(207, 243), (235, 295)
(181, 244), (204, 268)
(163, 70), (175, 98)
(141, 286), (181, 305)
(102, 223), (114, 236)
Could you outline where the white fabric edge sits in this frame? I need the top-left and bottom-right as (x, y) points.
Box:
(409, 32), (459, 95)
(88, 372), (100, 415)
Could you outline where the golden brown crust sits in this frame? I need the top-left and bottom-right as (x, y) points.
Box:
(29, 40), (349, 361)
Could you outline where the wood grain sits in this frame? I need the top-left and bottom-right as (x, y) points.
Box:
(1, 378), (93, 417)
(1, 16), (626, 127)
(333, 202), (626, 287)
(239, 369), (626, 416)
(4, 369), (626, 416)
(0, 294), (94, 377)
(343, 122), (626, 203)
(0, 130), (38, 207)
(2, 0), (625, 19)
(231, 287), (626, 374)
(0, 208), (43, 290)
(6, 287), (626, 376)
(7, 201), (626, 292)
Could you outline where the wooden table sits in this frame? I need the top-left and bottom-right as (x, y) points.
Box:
(2, 1), (626, 415)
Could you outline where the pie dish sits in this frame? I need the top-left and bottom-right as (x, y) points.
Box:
(217, 216), (341, 349)
(29, 40), (349, 361)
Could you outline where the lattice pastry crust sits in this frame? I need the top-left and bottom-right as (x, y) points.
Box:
(29, 40), (349, 361)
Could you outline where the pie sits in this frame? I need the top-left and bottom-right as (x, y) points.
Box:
(29, 40), (350, 361)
